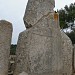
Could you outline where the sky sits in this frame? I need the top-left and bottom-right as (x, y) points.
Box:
(0, 0), (75, 44)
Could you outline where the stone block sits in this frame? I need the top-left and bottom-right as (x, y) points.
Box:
(0, 20), (13, 75)
(23, 0), (55, 28)
(61, 31), (73, 75)
(14, 12), (63, 75)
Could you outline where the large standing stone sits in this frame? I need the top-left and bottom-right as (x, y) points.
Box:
(14, 13), (63, 75)
(0, 20), (12, 75)
(61, 31), (73, 75)
(14, 0), (63, 74)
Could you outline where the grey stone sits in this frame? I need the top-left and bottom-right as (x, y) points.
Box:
(0, 20), (12, 75)
(14, 0), (74, 74)
(23, 0), (55, 28)
(14, 11), (63, 75)
(13, 0), (68, 75)
(19, 72), (28, 75)
(73, 44), (75, 73)
(61, 31), (73, 75)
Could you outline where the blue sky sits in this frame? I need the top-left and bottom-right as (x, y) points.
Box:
(0, 0), (75, 44)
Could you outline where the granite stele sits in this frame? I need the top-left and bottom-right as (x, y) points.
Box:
(0, 20), (12, 75)
(14, 0), (64, 75)
(14, 0), (63, 75)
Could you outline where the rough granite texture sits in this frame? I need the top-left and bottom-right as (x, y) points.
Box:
(61, 31), (73, 75)
(14, 11), (63, 75)
(73, 44), (75, 75)
(19, 72), (28, 75)
(0, 20), (12, 75)
(23, 0), (55, 28)
(14, 0), (73, 75)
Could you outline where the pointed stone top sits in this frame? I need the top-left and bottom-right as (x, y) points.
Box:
(23, 0), (55, 29)
(61, 31), (72, 43)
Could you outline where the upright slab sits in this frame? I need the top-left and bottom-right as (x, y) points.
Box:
(14, 15), (63, 75)
(61, 31), (73, 75)
(14, 0), (64, 75)
(0, 20), (12, 75)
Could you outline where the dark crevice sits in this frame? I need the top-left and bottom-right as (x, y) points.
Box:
(24, 20), (32, 29)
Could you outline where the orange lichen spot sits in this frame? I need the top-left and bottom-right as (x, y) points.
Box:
(54, 13), (59, 21)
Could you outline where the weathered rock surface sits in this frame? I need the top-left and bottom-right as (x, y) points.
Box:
(23, 0), (55, 28)
(14, 11), (63, 75)
(19, 72), (28, 75)
(72, 44), (75, 75)
(0, 20), (12, 75)
(14, 0), (74, 75)
(61, 31), (73, 75)
(73, 44), (75, 73)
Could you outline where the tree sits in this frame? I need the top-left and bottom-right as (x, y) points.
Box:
(58, 3), (75, 30)
(66, 31), (75, 44)
(58, 9), (68, 29)
(10, 44), (17, 55)
(58, 2), (75, 44)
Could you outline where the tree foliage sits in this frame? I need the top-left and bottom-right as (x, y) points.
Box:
(10, 44), (17, 55)
(58, 2), (75, 44)
(66, 31), (75, 44)
(58, 3), (75, 29)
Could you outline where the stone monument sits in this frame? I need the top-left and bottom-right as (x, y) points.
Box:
(14, 0), (63, 75)
(61, 31), (73, 75)
(73, 44), (75, 73)
(0, 20), (12, 75)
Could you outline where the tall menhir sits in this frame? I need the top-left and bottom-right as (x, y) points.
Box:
(14, 0), (63, 75)
(0, 20), (12, 75)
